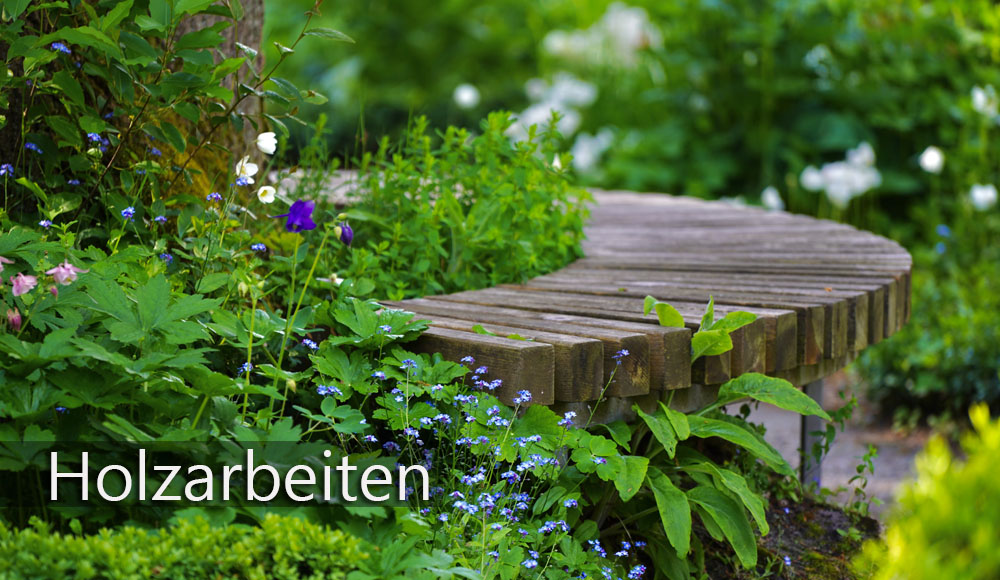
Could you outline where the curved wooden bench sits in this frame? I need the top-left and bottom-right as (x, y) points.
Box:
(384, 190), (912, 423)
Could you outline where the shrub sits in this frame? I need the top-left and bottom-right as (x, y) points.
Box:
(856, 404), (1000, 579)
(855, 205), (1000, 425)
(338, 113), (591, 300)
(0, 514), (368, 580)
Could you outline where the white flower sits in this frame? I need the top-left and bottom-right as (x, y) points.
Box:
(800, 166), (824, 190)
(970, 183), (998, 211)
(453, 83), (480, 109)
(919, 146), (944, 174)
(570, 128), (614, 172)
(257, 185), (276, 204)
(761, 186), (784, 211)
(255, 132), (277, 155)
(972, 85), (998, 118)
(235, 156), (258, 185)
(552, 155), (563, 170)
(846, 141), (875, 167)
(318, 274), (344, 286)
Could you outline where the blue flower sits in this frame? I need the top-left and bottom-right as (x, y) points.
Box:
(378, 324), (393, 334)
(372, 371), (386, 380)
(935, 242), (946, 255)
(936, 224), (951, 238)
(86, 133), (102, 143)
(206, 191), (223, 203)
(24, 142), (42, 154)
(593, 457), (607, 465)
(154, 215), (168, 224)
(628, 565), (647, 579)
(235, 176), (253, 187)
(400, 359), (418, 370)
(0, 163), (13, 177)
(38, 219), (52, 228)
(251, 242), (267, 252)
(564, 498), (578, 508)
(783, 556), (792, 567)
(238, 362), (253, 375)
(67, 179), (80, 186)
(521, 559), (538, 570)
(363, 435), (378, 443)
(55, 406), (68, 414)
(559, 411), (577, 427)
(149, 147), (162, 157)
(272, 199), (316, 233)
(460, 355), (475, 365)
(316, 384), (343, 397)
(50, 42), (71, 54)
(613, 349), (629, 362)
(121, 206), (136, 220)
(339, 222), (353, 245)
(513, 390), (532, 404)
(301, 338), (319, 351)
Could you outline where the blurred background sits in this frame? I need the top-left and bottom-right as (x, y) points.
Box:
(264, 0), (1000, 432)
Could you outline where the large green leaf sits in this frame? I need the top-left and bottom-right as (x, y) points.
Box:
(718, 373), (831, 420)
(686, 415), (793, 476)
(709, 311), (757, 333)
(679, 453), (769, 536)
(691, 329), (732, 361)
(688, 486), (757, 568)
(660, 402), (690, 440)
(636, 404), (678, 458)
(643, 295), (685, 327)
(647, 467), (691, 557)
(614, 455), (648, 501)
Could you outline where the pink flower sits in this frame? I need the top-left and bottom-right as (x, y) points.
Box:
(6, 308), (21, 332)
(0, 256), (12, 274)
(45, 261), (88, 285)
(10, 273), (38, 296)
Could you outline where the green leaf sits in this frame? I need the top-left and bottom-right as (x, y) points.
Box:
(14, 177), (48, 204)
(50, 70), (85, 108)
(45, 116), (81, 147)
(472, 324), (497, 337)
(686, 415), (793, 476)
(680, 453), (768, 536)
(273, 41), (294, 55)
(599, 420), (632, 449)
(709, 311), (756, 333)
(636, 404), (678, 458)
(157, 121), (187, 153)
(235, 42), (258, 59)
(175, 27), (224, 51)
(691, 329), (732, 362)
(195, 273), (229, 293)
(643, 295), (656, 316)
(654, 302), (685, 328)
(718, 373), (831, 420)
(660, 403), (690, 440)
(175, 0), (216, 15)
(700, 296), (715, 331)
(303, 27), (355, 43)
(2, 0), (33, 20)
(687, 486), (757, 568)
(647, 467), (691, 557)
(101, 0), (134, 34)
(614, 455), (648, 501)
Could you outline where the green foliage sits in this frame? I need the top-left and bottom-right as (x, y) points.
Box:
(857, 404), (1000, 580)
(0, 514), (368, 580)
(856, 206), (1000, 425)
(339, 114), (590, 300)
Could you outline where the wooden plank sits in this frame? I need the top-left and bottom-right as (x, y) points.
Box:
(422, 316), (605, 402)
(408, 327), (555, 405)
(391, 298), (693, 391)
(389, 300), (652, 398)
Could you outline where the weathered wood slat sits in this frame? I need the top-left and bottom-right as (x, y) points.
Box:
(408, 327), (556, 405)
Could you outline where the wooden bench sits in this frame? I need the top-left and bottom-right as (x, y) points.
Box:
(383, 190), (912, 482)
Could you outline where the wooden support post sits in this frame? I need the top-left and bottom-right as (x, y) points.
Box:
(800, 379), (824, 486)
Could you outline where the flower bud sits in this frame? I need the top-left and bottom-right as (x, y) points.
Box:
(286, 379), (297, 393)
(339, 222), (354, 246)
(337, 212), (348, 221)
(6, 308), (21, 332)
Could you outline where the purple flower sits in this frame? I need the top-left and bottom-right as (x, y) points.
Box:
(149, 147), (162, 157)
(339, 222), (353, 245)
(460, 356), (475, 365)
(378, 324), (393, 334)
(67, 179), (80, 186)
(121, 206), (135, 220)
(251, 243), (267, 252)
(86, 133), (102, 143)
(39, 220), (52, 228)
(272, 199), (316, 233)
(371, 371), (386, 380)
(0, 164), (13, 177)
(613, 349), (630, 362)
(154, 215), (168, 224)
(400, 359), (417, 370)
(55, 406), (68, 414)
(25, 142), (42, 154)
(206, 191), (223, 203)
(301, 338), (319, 351)
(159, 253), (173, 264)
(50, 42), (71, 54)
